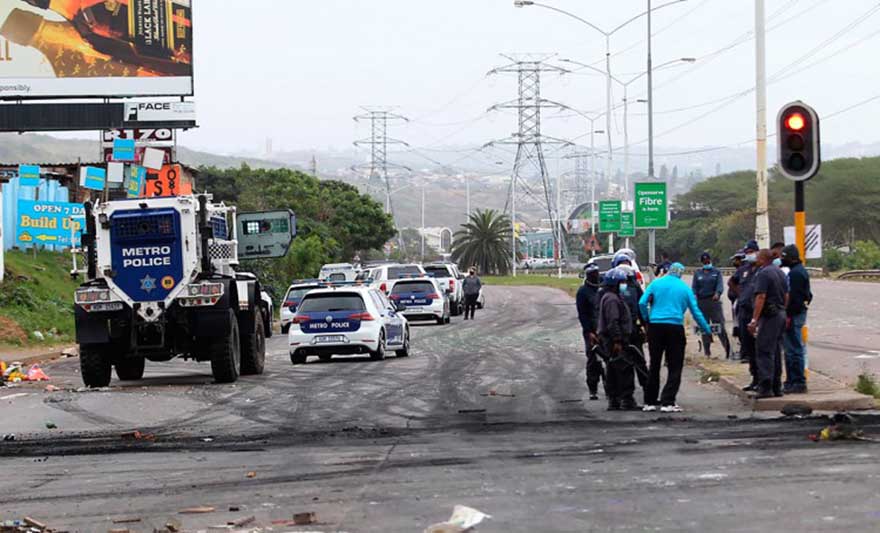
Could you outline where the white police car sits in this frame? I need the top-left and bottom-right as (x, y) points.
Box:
(387, 277), (450, 325)
(288, 285), (410, 363)
(279, 280), (324, 334)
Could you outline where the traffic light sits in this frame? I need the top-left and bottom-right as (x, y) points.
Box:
(777, 101), (820, 181)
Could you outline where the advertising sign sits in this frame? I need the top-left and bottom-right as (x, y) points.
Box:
(634, 182), (668, 229)
(80, 166), (106, 191)
(15, 199), (84, 247)
(103, 128), (174, 146)
(112, 138), (136, 161)
(598, 200), (622, 233)
(618, 212), (635, 238)
(0, 0), (194, 99)
(17, 163), (39, 186)
(126, 165), (146, 198)
(124, 101), (195, 123)
(145, 164), (191, 197)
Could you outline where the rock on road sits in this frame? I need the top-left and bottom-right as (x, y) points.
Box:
(0, 286), (879, 532)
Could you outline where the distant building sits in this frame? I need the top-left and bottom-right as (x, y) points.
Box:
(418, 226), (454, 253)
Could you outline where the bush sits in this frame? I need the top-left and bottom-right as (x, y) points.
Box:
(823, 248), (845, 272)
(846, 240), (880, 270)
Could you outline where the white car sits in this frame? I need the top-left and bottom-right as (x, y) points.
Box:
(387, 277), (451, 325)
(360, 263), (426, 294)
(319, 263), (358, 282)
(280, 280), (325, 334)
(422, 263), (464, 315)
(288, 285), (410, 363)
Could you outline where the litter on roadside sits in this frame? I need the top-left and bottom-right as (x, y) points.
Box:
(44, 421), (57, 430)
(121, 431), (156, 441)
(425, 505), (491, 533)
(26, 364), (50, 382)
(293, 512), (317, 525)
(179, 506), (216, 514)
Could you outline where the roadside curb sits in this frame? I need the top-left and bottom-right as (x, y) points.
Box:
(689, 355), (877, 412)
(1, 346), (76, 368)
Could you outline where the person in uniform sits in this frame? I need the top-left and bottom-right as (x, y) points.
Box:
(461, 268), (482, 320)
(612, 252), (650, 402)
(576, 264), (603, 400)
(692, 252), (732, 358)
(727, 250), (746, 359)
(598, 268), (639, 411)
(748, 249), (790, 399)
(735, 241), (761, 388)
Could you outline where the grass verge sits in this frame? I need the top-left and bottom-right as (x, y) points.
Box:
(855, 373), (880, 399)
(1, 249), (79, 346)
(483, 274), (582, 297)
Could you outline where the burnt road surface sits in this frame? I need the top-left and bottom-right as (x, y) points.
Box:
(1, 286), (879, 532)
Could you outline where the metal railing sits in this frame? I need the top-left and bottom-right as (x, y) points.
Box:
(837, 269), (880, 280)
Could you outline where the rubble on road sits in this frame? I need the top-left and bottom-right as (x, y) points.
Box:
(1, 362), (51, 385)
(0, 516), (58, 532)
(425, 505), (491, 533)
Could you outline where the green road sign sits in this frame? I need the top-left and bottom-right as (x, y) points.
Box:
(618, 211), (635, 237)
(598, 200), (622, 233)
(634, 182), (668, 229)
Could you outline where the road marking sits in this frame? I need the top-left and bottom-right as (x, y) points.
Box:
(0, 393), (30, 400)
(854, 350), (880, 360)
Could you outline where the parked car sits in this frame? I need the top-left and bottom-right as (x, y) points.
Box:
(360, 263), (427, 294)
(422, 262), (464, 315)
(280, 280), (325, 333)
(319, 263), (358, 282)
(387, 277), (451, 325)
(288, 285), (410, 363)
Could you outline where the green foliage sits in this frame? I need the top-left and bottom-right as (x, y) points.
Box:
(823, 248), (845, 272)
(0, 250), (79, 346)
(855, 373), (880, 399)
(845, 241), (880, 270)
(451, 209), (513, 275)
(197, 165), (396, 290)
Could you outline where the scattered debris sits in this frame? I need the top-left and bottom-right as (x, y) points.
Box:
(228, 506), (241, 512)
(480, 389), (515, 398)
(26, 364), (50, 382)
(44, 384), (60, 393)
(32, 331), (45, 341)
(44, 421), (57, 430)
(425, 505), (491, 533)
(111, 517), (142, 524)
(24, 517), (47, 530)
(62, 346), (79, 358)
(781, 404), (813, 417)
(202, 437), (215, 442)
(179, 506), (215, 514)
(246, 471), (256, 478)
(227, 515), (255, 528)
(558, 399), (582, 404)
(3, 434), (15, 441)
(121, 431), (155, 441)
(108, 528), (131, 533)
(164, 518), (182, 532)
(457, 409), (486, 414)
(293, 512), (317, 525)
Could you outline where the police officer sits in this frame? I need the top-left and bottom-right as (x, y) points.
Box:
(781, 244), (812, 394)
(576, 264), (603, 400)
(734, 241), (760, 389)
(692, 252), (732, 358)
(598, 268), (639, 411)
(727, 250), (746, 359)
(612, 252), (650, 400)
(748, 249), (789, 399)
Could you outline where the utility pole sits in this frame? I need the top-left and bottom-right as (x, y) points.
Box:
(420, 184), (426, 262)
(353, 108), (410, 255)
(486, 55), (571, 277)
(754, 0), (770, 248)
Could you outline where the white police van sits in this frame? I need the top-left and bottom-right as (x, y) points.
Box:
(319, 263), (358, 282)
(387, 277), (450, 325)
(288, 285), (410, 363)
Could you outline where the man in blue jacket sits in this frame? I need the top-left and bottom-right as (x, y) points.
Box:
(576, 264), (604, 400)
(639, 262), (712, 413)
(692, 252), (732, 358)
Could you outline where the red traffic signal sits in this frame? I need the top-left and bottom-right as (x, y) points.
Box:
(777, 102), (820, 181)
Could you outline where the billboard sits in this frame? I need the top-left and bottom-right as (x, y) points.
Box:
(0, 0), (193, 99)
(15, 198), (84, 248)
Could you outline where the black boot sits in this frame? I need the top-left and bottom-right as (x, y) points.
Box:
(607, 400), (621, 411)
(621, 397), (641, 411)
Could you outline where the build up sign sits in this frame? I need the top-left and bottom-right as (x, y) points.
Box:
(598, 200), (622, 233)
(634, 182), (668, 229)
(15, 199), (84, 248)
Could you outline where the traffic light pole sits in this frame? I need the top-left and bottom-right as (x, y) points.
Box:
(795, 181), (806, 264)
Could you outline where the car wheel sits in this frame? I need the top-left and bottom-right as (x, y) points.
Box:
(115, 356), (145, 381)
(370, 332), (386, 361)
(210, 310), (241, 384)
(240, 310), (266, 376)
(319, 354), (333, 362)
(395, 329), (411, 358)
(281, 323), (290, 334)
(80, 345), (112, 388)
(290, 349), (307, 365)
(435, 315), (445, 325)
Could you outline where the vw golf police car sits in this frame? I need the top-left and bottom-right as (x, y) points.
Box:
(387, 277), (450, 325)
(288, 285), (410, 363)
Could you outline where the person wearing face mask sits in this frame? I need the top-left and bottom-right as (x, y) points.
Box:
(598, 268), (639, 411)
(638, 263), (712, 413)
(692, 252), (732, 358)
(781, 245), (812, 394)
(612, 252), (650, 400)
(735, 241), (761, 389)
(748, 249), (790, 399)
(576, 264), (604, 400)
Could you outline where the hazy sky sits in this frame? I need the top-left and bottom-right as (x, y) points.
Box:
(176, 0), (880, 162)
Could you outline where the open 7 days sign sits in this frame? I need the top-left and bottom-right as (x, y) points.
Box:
(634, 182), (668, 229)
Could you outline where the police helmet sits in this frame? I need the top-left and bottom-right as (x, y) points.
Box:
(616, 264), (636, 279)
(612, 252), (632, 268)
(617, 247), (637, 262)
(603, 267), (629, 286)
(584, 263), (600, 275)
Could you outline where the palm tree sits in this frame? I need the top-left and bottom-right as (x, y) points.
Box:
(451, 209), (513, 275)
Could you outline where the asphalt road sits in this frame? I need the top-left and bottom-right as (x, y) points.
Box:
(1, 286), (879, 532)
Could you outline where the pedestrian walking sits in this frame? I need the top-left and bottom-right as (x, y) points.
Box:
(576, 264), (603, 400)
(692, 252), (732, 358)
(734, 241), (761, 389)
(638, 262), (712, 413)
(781, 245), (812, 394)
(747, 249), (789, 399)
(598, 268), (639, 411)
(462, 268), (482, 320)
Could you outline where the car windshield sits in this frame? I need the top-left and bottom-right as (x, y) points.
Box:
(326, 273), (347, 282)
(391, 281), (435, 294)
(590, 257), (614, 272)
(298, 293), (366, 313)
(388, 266), (422, 279)
(423, 266), (451, 278)
(285, 287), (317, 303)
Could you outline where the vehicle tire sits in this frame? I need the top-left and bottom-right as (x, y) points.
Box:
(435, 315), (445, 325)
(290, 349), (307, 365)
(319, 354), (333, 362)
(80, 345), (112, 388)
(445, 314), (451, 324)
(263, 307), (274, 338)
(115, 357), (145, 381)
(211, 310), (241, 383)
(395, 329), (411, 357)
(281, 323), (290, 334)
(240, 310), (266, 375)
(370, 332), (386, 361)
(451, 301), (461, 316)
